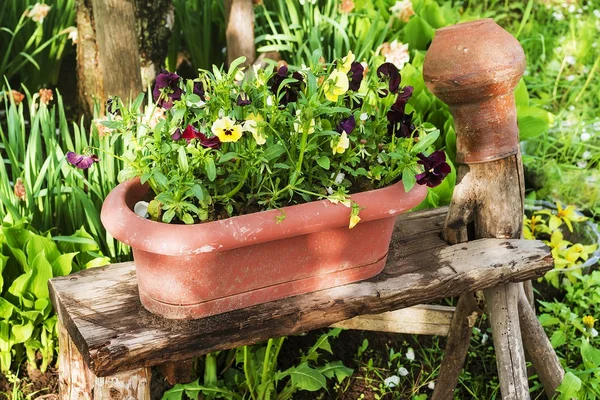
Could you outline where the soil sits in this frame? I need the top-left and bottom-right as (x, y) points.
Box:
(0, 362), (59, 399)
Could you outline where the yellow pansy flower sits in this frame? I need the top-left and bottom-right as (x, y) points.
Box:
(211, 116), (243, 143)
(324, 70), (349, 102)
(338, 51), (355, 74)
(243, 113), (266, 145)
(537, 203), (587, 233)
(331, 131), (350, 155)
(293, 110), (315, 135)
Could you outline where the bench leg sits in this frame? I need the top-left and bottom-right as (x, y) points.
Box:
(58, 321), (152, 399)
(484, 283), (530, 400)
(432, 292), (481, 400)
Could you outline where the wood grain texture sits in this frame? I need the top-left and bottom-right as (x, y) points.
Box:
(518, 286), (564, 399)
(431, 292), (482, 400)
(58, 321), (95, 400)
(225, 0), (255, 66)
(49, 208), (553, 377)
(332, 304), (455, 336)
(91, 0), (142, 102)
(484, 284), (530, 400)
(93, 369), (151, 400)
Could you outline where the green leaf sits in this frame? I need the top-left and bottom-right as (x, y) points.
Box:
(514, 79), (529, 107)
(11, 321), (34, 344)
(289, 363), (327, 392)
(219, 152), (238, 163)
(182, 213), (194, 225)
(205, 158), (217, 182)
(154, 171), (169, 187)
(316, 156), (330, 170)
(191, 184), (204, 201)
(0, 298), (15, 319)
(26, 234), (61, 264)
(411, 129), (440, 155)
(581, 338), (600, 369)
(555, 372), (582, 400)
(318, 361), (353, 383)
(403, 16), (435, 51)
(51, 253), (77, 277)
(264, 144), (286, 161)
(402, 167), (417, 193)
(538, 314), (561, 327)
(517, 106), (552, 140)
(27, 252), (53, 299)
(550, 330), (567, 348)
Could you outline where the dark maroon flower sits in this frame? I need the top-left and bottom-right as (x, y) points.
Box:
(415, 150), (451, 188)
(193, 81), (206, 101)
(337, 115), (356, 134)
(66, 151), (100, 170)
(269, 67), (304, 106)
(106, 98), (121, 116)
(237, 93), (251, 106)
(377, 62), (400, 96)
(348, 62), (364, 91)
(176, 125), (221, 149)
(387, 86), (414, 134)
(396, 111), (415, 138)
(153, 70), (182, 109)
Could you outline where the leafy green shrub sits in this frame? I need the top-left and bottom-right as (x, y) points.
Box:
(0, 87), (130, 260)
(163, 329), (352, 400)
(0, 218), (109, 373)
(0, 0), (75, 88)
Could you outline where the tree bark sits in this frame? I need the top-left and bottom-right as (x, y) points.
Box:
(225, 0), (255, 67)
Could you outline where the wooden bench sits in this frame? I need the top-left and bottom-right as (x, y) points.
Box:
(50, 207), (553, 398)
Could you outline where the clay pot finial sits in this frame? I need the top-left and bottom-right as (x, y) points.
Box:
(423, 19), (526, 164)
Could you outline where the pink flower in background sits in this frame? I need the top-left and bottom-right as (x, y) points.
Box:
(27, 3), (51, 23)
(379, 40), (410, 71)
(66, 151), (100, 169)
(389, 0), (414, 22)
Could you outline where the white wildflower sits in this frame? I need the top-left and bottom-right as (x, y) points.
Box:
(334, 172), (345, 185)
(583, 151), (592, 160)
(68, 28), (78, 44)
(568, 4), (576, 13)
(405, 348), (415, 361)
(266, 95), (273, 107)
(398, 367), (409, 377)
(553, 11), (565, 20)
(592, 328), (598, 337)
(565, 55), (576, 65)
(594, 9), (600, 18)
(378, 40), (410, 71)
(566, 75), (575, 81)
(389, 0), (415, 22)
(28, 3), (51, 23)
(481, 333), (489, 345)
(577, 161), (588, 168)
(326, 186), (334, 195)
(360, 113), (368, 121)
(581, 132), (591, 141)
(428, 381), (436, 390)
(384, 375), (400, 388)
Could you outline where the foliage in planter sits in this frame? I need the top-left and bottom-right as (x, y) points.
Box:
(88, 54), (449, 225)
(0, 0), (75, 89)
(0, 86), (131, 260)
(0, 217), (109, 374)
(162, 329), (352, 400)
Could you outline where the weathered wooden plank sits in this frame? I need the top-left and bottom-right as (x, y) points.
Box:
(49, 208), (552, 377)
(332, 305), (455, 336)
(58, 321), (95, 400)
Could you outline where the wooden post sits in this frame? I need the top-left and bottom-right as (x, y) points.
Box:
(225, 0), (255, 67)
(424, 19), (552, 399)
(91, 0), (143, 103)
(57, 321), (152, 399)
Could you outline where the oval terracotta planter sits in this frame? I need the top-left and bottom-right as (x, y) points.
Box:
(101, 178), (427, 319)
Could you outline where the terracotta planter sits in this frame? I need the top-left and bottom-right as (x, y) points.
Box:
(101, 178), (427, 319)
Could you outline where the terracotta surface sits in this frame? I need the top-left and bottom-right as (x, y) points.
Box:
(101, 179), (427, 319)
(423, 19), (526, 164)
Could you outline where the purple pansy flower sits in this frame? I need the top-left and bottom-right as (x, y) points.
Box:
(193, 81), (206, 101)
(377, 62), (400, 97)
(269, 66), (304, 106)
(387, 86), (414, 135)
(153, 70), (182, 109)
(106, 98), (120, 116)
(396, 111), (415, 138)
(237, 93), (251, 106)
(176, 125), (221, 149)
(349, 62), (364, 91)
(337, 115), (356, 134)
(66, 151), (100, 170)
(415, 150), (451, 188)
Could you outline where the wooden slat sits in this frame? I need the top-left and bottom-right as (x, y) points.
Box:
(48, 208), (553, 376)
(332, 304), (455, 336)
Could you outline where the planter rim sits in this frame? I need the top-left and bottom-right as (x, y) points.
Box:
(101, 178), (427, 256)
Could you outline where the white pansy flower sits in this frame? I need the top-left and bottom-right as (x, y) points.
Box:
(405, 348), (415, 361)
